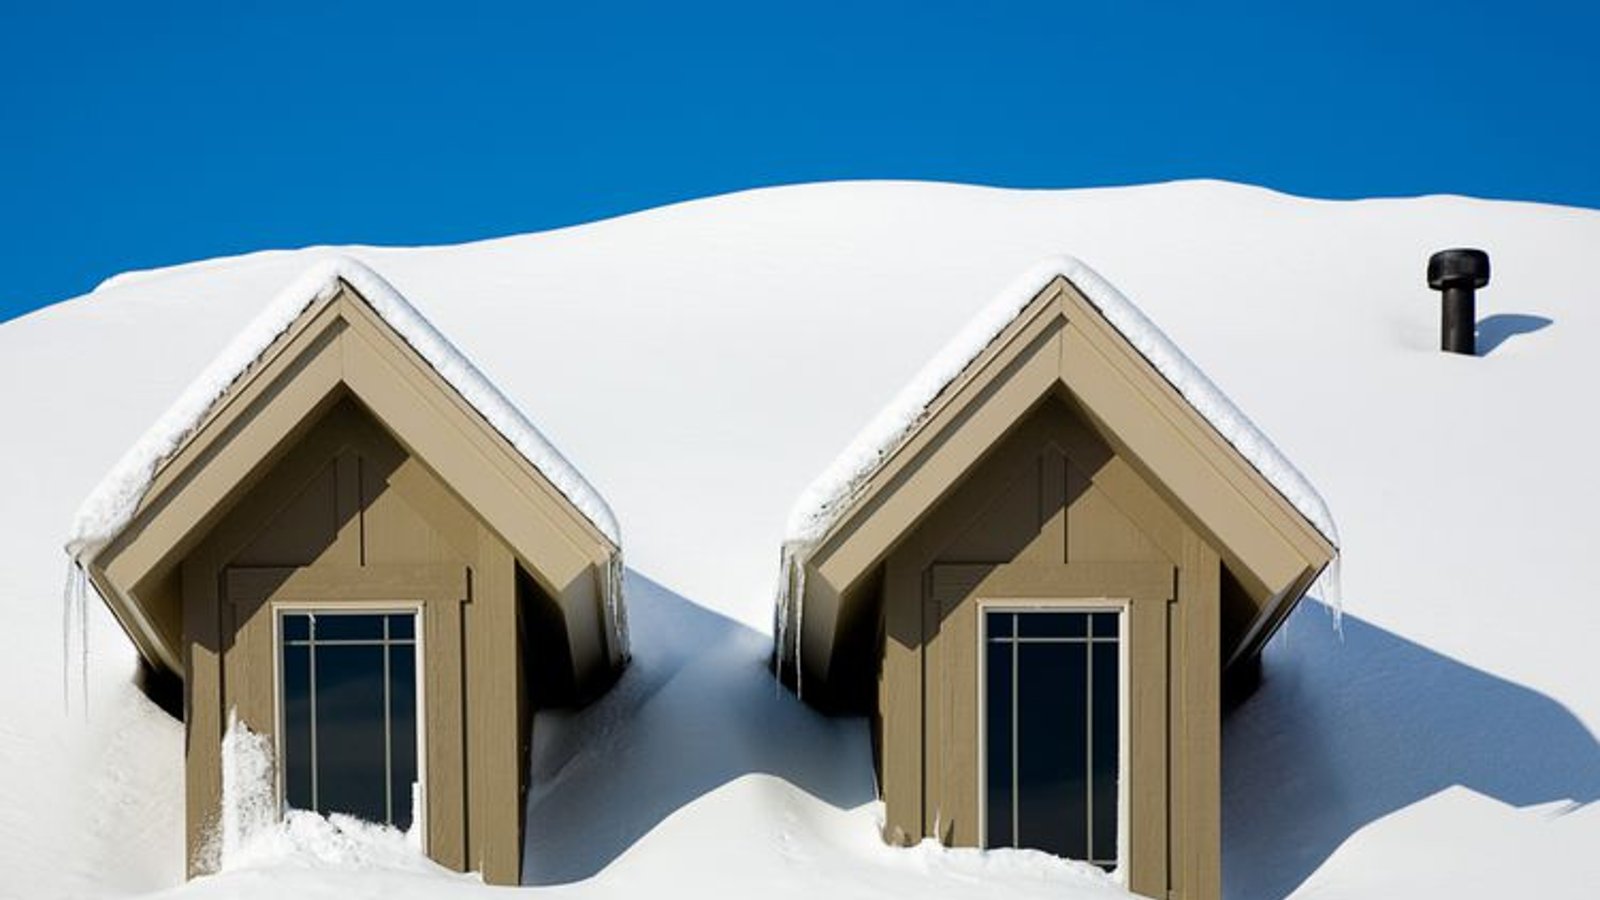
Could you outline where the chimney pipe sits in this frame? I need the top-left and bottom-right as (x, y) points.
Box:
(1427, 248), (1490, 355)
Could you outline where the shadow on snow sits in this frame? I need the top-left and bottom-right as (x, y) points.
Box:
(1222, 600), (1600, 899)
(517, 574), (1600, 894)
(1476, 313), (1553, 355)
(519, 570), (874, 885)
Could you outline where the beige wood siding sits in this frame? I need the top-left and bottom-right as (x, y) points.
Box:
(84, 280), (623, 888)
(875, 396), (1220, 899)
(180, 398), (524, 882)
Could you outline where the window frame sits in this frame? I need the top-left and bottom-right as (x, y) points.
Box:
(271, 601), (428, 844)
(976, 597), (1130, 880)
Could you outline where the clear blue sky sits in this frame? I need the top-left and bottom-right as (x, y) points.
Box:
(3, 1), (1596, 321)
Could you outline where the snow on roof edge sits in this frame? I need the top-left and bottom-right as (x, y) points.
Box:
(66, 256), (622, 561)
(781, 255), (1340, 553)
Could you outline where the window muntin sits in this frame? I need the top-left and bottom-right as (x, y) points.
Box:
(983, 609), (1121, 869)
(279, 610), (420, 830)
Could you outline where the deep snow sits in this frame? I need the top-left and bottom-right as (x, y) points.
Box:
(1, 180), (1597, 899)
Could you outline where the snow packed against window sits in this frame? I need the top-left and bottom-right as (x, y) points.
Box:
(779, 255), (1340, 633)
(63, 256), (624, 558)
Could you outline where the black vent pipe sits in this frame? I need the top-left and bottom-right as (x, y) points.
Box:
(1427, 248), (1490, 355)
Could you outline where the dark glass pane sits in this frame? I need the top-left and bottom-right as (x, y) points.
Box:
(280, 643), (314, 811)
(388, 643), (418, 831)
(984, 635), (1014, 848)
(313, 643), (390, 824)
(388, 613), (415, 641)
(314, 614), (385, 641)
(1091, 612), (1119, 639)
(1091, 640), (1120, 867)
(985, 610), (1015, 642)
(1017, 611), (1087, 639)
(281, 613), (310, 643)
(1016, 641), (1087, 859)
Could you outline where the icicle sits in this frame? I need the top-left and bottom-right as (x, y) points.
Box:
(773, 546), (793, 690)
(60, 558), (89, 715)
(604, 550), (631, 663)
(791, 551), (806, 702)
(771, 543), (808, 699)
(1312, 553), (1344, 638)
(217, 710), (276, 871)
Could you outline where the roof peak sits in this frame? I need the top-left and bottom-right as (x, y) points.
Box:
(67, 256), (621, 560)
(782, 255), (1338, 551)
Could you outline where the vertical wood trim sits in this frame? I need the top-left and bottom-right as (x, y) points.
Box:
(181, 553), (223, 876)
(426, 586), (467, 869)
(921, 573), (944, 842)
(928, 568), (986, 846)
(465, 530), (520, 884)
(880, 556), (922, 845)
(1127, 591), (1169, 898)
(231, 601), (274, 734)
(1176, 532), (1222, 900)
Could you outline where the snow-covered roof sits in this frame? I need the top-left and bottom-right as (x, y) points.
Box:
(66, 257), (622, 561)
(783, 255), (1339, 552)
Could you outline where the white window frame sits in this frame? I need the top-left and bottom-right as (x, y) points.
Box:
(271, 601), (428, 847)
(976, 597), (1130, 882)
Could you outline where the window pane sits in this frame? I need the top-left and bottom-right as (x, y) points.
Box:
(984, 626), (1013, 848)
(1091, 612), (1119, 639)
(1091, 640), (1119, 867)
(388, 613), (415, 641)
(1015, 640), (1087, 859)
(312, 642), (390, 823)
(314, 614), (384, 641)
(1017, 612), (1087, 639)
(282, 613), (310, 643)
(986, 611), (1015, 642)
(280, 642), (314, 811)
(388, 643), (418, 831)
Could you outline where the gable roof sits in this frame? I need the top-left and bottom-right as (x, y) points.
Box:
(784, 255), (1337, 550)
(68, 257), (619, 559)
(67, 257), (625, 674)
(777, 257), (1338, 694)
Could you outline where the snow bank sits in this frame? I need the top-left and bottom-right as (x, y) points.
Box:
(215, 712), (276, 870)
(63, 256), (623, 555)
(212, 713), (454, 878)
(783, 255), (1339, 550)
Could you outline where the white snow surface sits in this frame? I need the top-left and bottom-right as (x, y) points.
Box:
(64, 256), (622, 558)
(3, 180), (1599, 899)
(784, 255), (1338, 550)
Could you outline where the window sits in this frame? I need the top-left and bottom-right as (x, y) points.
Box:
(984, 609), (1120, 869)
(279, 610), (420, 830)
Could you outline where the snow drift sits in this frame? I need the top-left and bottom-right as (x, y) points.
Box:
(0, 180), (1596, 899)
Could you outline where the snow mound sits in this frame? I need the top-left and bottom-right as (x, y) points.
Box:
(783, 255), (1339, 550)
(64, 256), (623, 558)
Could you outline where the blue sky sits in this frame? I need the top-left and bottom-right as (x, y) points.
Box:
(2, 2), (1596, 321)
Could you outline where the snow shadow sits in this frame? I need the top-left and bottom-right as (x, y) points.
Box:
(1477, 313), (1553, 355)
(519, 571), (875, 885)
(1222, 601), (1600, 900)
